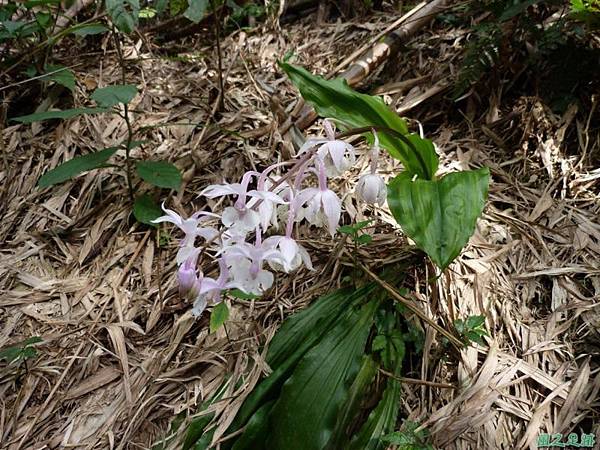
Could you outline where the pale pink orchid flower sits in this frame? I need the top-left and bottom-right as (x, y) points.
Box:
(299, 158), (341, 236)
(152, 203), (219, 265)
(202, 171), (285, 234)
(189, 258), (239, 317)
(222, 231), (285, 295)
(264, 235), (313, 272)
(298, 119), (355, 177)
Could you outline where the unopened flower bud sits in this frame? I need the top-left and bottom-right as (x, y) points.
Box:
(178, 259), (198, 298)
(356, 173), (387, 205)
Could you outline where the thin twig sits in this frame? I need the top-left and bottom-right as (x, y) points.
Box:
(379, 369), (457, 389)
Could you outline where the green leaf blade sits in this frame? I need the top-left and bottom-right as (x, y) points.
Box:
(133, 194), (163, 225)
(69, 23), (109, 36)
(91, 84), (138, 107)
(136, 160), (182, 190)
(105, 0), (139, 33)
(11, 107), (108, 123)
(266, 299), (380, 450)
(387, 167), (489, 269)
(210, 302), (229, 333)
(41, 65), (76, 91)
(38, 147), (118, 188)
(184, 0), (209, 22)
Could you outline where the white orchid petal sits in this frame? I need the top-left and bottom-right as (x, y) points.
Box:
(191, 295), (208, 317)
(321, 190), (341, 236)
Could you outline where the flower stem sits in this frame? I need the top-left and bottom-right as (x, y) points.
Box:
(112, 27), (135, 202)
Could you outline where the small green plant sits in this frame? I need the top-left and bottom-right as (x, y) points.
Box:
(571, 0), (600, 28)
(12, 83), (182, 225)
(0, 336), (42, 365)
(339, 219), (373, 245)
(0, 1), (107, 74)
(381, 420), (434, 450)
(10, 4), (184, 226)
(0, 336), (43, 381)
(454, 315), (488, 346)
(339, 219), (373, 283)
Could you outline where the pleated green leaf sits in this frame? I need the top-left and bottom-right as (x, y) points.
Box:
(266, 299), (379, 450)
(387, 167), (489, 269)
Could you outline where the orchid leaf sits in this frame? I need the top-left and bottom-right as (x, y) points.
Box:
(266, 299), (379, 450)
(387, 167), (489, 269)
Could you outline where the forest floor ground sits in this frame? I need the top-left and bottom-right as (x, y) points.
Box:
(1, 3), (600, 449)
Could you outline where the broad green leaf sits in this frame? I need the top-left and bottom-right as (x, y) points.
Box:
(499, 0), (541, 21)
(135, 160), (182, 190)
(348, 341), (405, 450)
(170, 0), (187, 15)
(210, 302), (229, 333)
(11, 107), (108, 123)
(69, 23), (109, 36)
(139, 7), (156, 18)
(466, 315), (486, 329)
(372, 335), (387, 352)
(356, 234), (373, 244)
(38, 147), (118, 187)
(91, 84), (138, 107)
(279, 62), (438, 180)
(328, 355), (378, 450)
(338, 225), (357, 235)
(35, 12), (52, 28)
(0, 346), (22, 363)
(24, 0), (61, 7)
(105, 0), (139, 33)
(381, 421), (434, 450)
(184, 0), (209, 22)
(133, 194), (163, 225)
(21, 347), (38, 359)
(266, 299), (379, 450)
(228, 285), (377, 442)
(231, 401), (275, 450)
(387, 167), (489, 269)
(2, 20), (27, 36)
(40, 65), (76, 91)
(24, 337), (43, 345)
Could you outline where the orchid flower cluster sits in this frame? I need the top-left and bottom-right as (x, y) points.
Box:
(153, 121), (386, 318)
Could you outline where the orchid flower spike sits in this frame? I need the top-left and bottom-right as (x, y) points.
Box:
(152, 203), (219, 265)
(297, 119), (356, 177)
